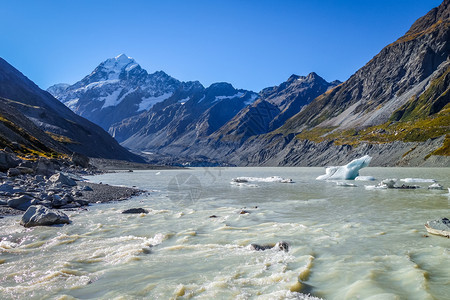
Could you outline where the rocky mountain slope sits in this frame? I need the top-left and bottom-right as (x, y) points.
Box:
(164, 0), (449, 166)
(117, 82), (258, 162)
(0, 57), (143, 162)
(212, 73), (339, 142)
(48, 54), (203, 131)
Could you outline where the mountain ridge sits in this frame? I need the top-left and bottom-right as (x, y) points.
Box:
(0, 57), (143, 162)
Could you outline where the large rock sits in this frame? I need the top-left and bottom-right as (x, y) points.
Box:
(0, 151), (20, 172)
(34, 158), (55, 177)
(20, 205), (70, 227)
(122, 208), (149, 214)
(48, 172), (77, 187)
(7, 168), (21, 177)
(70, 153), (90, 168)
(7, 195), (36, 211)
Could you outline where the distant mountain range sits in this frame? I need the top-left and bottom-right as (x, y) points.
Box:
(48, 55), (339, 165)
(47, 0), (449, 167)
(0, 58), (142, 162)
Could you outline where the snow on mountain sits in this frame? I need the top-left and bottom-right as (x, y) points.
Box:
(48, 54), (201, 130)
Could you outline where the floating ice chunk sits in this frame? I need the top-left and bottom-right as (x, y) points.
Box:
(232, 176), (294, 183)
(230, 181), (258, 188)
(336, 182), (357, 187)
(280, 178), (294, 183)
(428, 183), (443, 190)
(355, 176), (376, 181)
(400, 178), (436, 183)
(365, 184), (388, 190)
(381, 179), (397, 189)
(316, 155), (372, 180)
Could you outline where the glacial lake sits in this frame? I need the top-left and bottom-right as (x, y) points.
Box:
(1, 167), (449, 299)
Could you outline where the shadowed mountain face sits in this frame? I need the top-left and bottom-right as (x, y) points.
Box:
(212, 73), (340, 142)
(117, 82), (258, 152)
(0, 97), (69, 157)
(0, 57), (143, 162)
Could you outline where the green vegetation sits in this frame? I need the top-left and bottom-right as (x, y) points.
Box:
(0, 113), (65, 160)
(389, 20), (450, 47)
(429, 134), (450, 157)
(295, 63), (450, 157)
(45, 131), (77, 144)
(390, 66), (450, 122)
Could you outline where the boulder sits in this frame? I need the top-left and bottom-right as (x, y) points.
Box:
(19, 160), (34, 168)
(122, 208), (149, 214)
(51, 194), (67, 208)
(80, 185), (93, 191)
(34, 158), (55, 177)
(7, 168), (21, 177)
(70, 153), (90, 168)
(7, 195), (36, 211)
(0, 183), (15, 193)
(34, 175), (45, 183)
(20, 205), (70, 227)
(18, 167), (34, 174)
(48, 173), (77, 187)
(74, 199), (89, 206)
(0, 151), (20, 172)
(250, 241), (289, 252)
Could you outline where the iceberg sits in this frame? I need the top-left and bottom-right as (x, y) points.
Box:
(316, 155), (372, 180)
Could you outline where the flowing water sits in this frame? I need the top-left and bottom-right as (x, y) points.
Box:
(1, 167), (449, 299)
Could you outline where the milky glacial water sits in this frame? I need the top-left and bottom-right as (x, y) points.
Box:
(1, 167), (449, 300)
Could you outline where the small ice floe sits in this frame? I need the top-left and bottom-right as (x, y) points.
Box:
(155, 172), (161, 175)
(365, 178), (420, 190)
(425, 218), (450, 238)
(336, 181), (357, 187)
(365, 184), (388, 190)
(231, 176), (294, 183)
(428, 183), (444, 190)
(355, 176), (376, 181)
(316, 155), (372, 180)
(400, 178), (436, 183)
(230, 181), (258, 188)
(381, 178), (397, 188)
(280, 178), (294, 183)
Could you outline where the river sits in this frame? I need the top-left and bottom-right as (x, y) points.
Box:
(1, 167), (449, 299)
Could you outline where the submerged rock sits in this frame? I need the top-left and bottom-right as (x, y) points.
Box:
(122, 208), (149, 214)
(20, 205), (70, 227)
(250, 241), (289, 252)
(425, 218), (450, 238)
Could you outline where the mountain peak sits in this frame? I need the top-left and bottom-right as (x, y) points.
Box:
(101, 54), (138, 73)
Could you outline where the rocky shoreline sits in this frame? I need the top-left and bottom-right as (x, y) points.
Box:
(0, 150), (147, 221)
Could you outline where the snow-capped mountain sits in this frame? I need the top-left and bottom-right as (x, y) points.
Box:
(48, 54), (202, 130)
(111, 82), (259, 149)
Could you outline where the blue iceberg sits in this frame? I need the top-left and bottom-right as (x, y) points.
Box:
(316, 155), (372, 180)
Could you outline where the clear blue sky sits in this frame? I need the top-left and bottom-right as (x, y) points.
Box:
(1, 0), (442, 92)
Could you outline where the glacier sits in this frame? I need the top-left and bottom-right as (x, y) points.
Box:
(316, 155), (372, 180)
